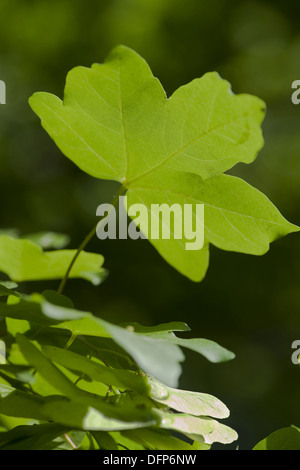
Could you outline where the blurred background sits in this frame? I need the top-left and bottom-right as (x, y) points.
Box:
(0, 0), (300, 449)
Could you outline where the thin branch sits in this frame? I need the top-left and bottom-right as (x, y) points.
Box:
(58, 185), (126, 294)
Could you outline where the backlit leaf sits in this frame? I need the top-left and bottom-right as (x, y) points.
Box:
(147, 376), (229, 419)
(0, 235), (105, 284)
(253, 426), (300, 450)
(29, 46), (298, 280)
(156, 410), (238, 445)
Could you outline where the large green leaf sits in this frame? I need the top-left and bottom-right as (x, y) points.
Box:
(0, 235), (105, 284)
(29, 45), (298, 281)
(127, 169), (299, 280)
(29, 45), (264, 184)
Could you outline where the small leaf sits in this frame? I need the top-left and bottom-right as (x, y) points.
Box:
(0, 423), (68, 450)
(156, 410), (238, 445)
(133, 324), (234, 363)
(103, 321), (184, 387)
(253, 426), (300, 450)
(109, 431), (146, 450)
(168, 337), (235, 363)
(0, 385), (51, 421)
(0, 235), (105, 284)
(16, 334), (82, 399)
(147, 376), (229, 419)
(92, 431), (119, 450)
(0, 365), (35, 384)
(121, 321), (191, 334)
(41, 345), (150, 394)
(0, 282), (19, 298)
(25, 231), (70, 249)
(123, 428), (210, 451)
(0, 295), (66, 326)
(0, 229), (19, 238)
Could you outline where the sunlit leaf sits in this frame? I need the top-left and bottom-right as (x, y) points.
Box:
(156, 410), (238, 445)
(130, 322), (235, 363)
(253, 426), (300, 451)
(147, 376), (229, 419)
(29, 45), (298, 280)
(0, 235), (105, 284)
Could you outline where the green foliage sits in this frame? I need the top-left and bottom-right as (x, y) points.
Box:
(0, 285), (237, 449)
(0, 292), (235, 388)
(0, 227), (236, 450)
(0, 45), (297, 450)
(29, 46), (298, 281)
(253, 426), (300, 451)
(24, 232), (71, 250)
(0, 282), (19, 298)
(0, 235), (105, 285)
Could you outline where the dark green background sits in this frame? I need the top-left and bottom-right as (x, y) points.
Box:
(0, 0), (299, 449)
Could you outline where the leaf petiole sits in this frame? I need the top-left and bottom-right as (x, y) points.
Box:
(58, 184), (126, 294)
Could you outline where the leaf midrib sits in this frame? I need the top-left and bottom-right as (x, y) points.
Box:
(128, 185), (290, 228)
(125, 114), (250, 188)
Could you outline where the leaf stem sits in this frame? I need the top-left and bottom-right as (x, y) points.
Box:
(58, 185), (126, 295)
(63, 432), (78, 450)
(64, 333), (77, 350)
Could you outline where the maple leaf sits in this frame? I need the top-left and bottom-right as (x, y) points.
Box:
(29, 46), (298, 280)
